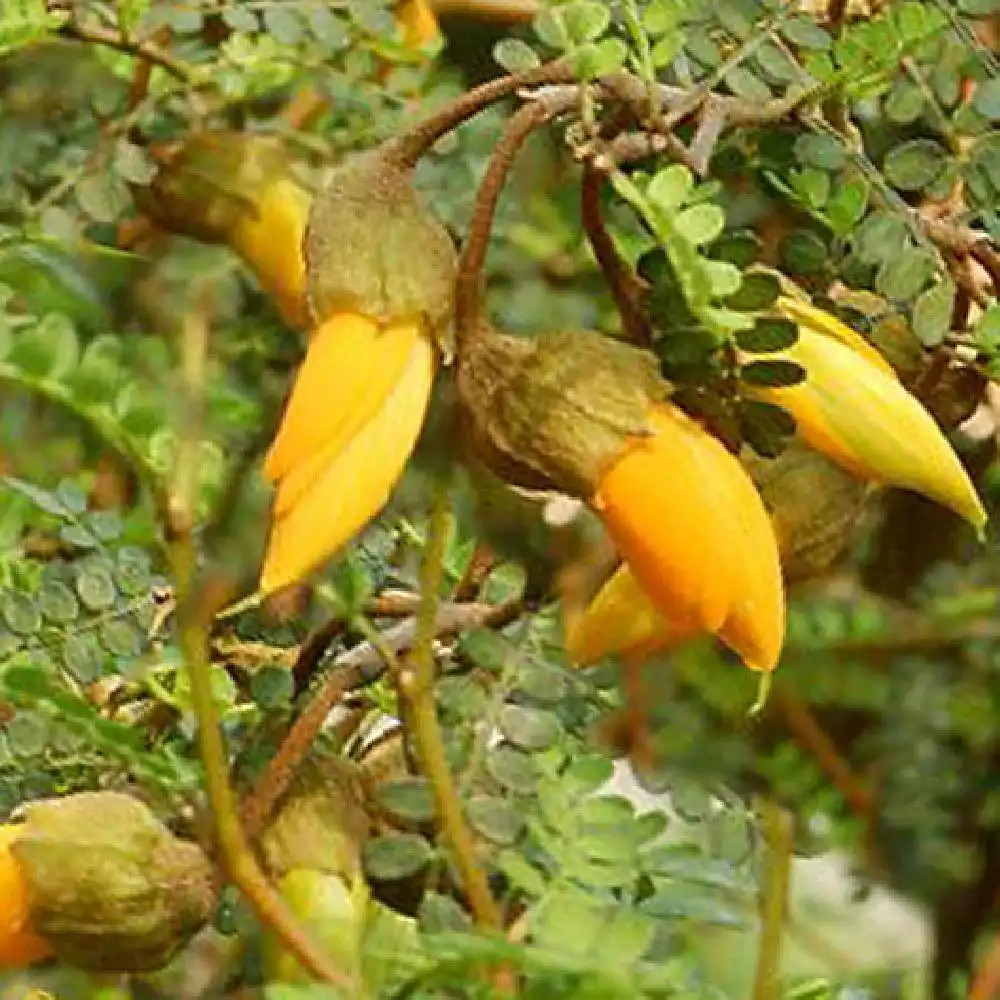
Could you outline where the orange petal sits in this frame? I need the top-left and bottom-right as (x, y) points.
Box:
(259, 330), (436, 595)
(594, 403), (740, 635)
(0, 825), (52, 968)
(396, 0), (440, 48)
(264, 313), (424, 508)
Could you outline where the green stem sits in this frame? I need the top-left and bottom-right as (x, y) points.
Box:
(403, 484), (502, 929)
(169, 309), (353, 991)
(752, 798), (794, 1000)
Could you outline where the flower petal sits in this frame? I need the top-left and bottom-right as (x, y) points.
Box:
(264, 313), (424, 513)
(259, 330), (436, 595)
(755, 327), (986, 532)
(594, 404), (738, 636)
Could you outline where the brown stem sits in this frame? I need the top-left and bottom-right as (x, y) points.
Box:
(456, 94), (575, 337)
(580, 162), (652, 344)
(388, 60), (574, 170)
(59, 20), (194, 82)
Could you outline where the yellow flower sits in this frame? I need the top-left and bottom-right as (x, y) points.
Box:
(569, 403), (785, 671)
(258, 312), (436, 596)
(752, 298), (986, 533)
(395, 0), (441, 48)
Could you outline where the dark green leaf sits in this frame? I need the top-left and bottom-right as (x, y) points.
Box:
(973, 79), (1000, 120)
(418, 892), (471, 933)
(826, 179), (869, 237)
(101, 620), (141, 658)
(876, 247), (936, 301)
(726, 270), (780, 311)
(854, 212), (909, 265)
(514, 665), (567, 704)
(741, 359), (806, 387)
(457, 628), (512, 673)
(362, 833), (433, 882)
(38, 581), (79, 623)
(794, 133), (847, 171)
(737, 318), (798, 353)
(75, 565), (117, 611)
(723, 67), (772, 103)
(2, 593), (41, 635)
(711, 230), (762, 269)
(739, 400), (796, 458)
(781, 17), (832, 50)
(263, 6), (304, 45)
(2, 477), (69, 518)
(63, 635), (105, 683)
(780, 230), (828, 276)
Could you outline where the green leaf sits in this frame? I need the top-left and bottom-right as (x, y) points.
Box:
(75, 564), (117, 611)
(534, 8), (570, 49)
(115, 547), (152, 595)
(362, 833), (433, 882)
(885, 78), (925, 124)
(723, 66), (772, 102)
(418, 892), (471, 933)
(974, 304), (1000, 353)
(726, 270), (780, 311)
(466, 795), (525, 846)
(63, 635), (105, 683)
(711, 230), (762, 269)
(499, 704), (562, 751)
(755, 42), (800, 83)
(674, 203), (726, 246)
(560, 1), (611, 43)
(911, 279), (955, 346)
(570, 37), (628, 77)
(7, 312), (79, 378)
(263, 6), (304, 45)
(739, 400), (796, 458)
(737, 318), (798, 353)
(76, 173), (130, 224)
(86, 510), (123, 542)
(973, 79), (1000, 121)
(780, 230), (828, 276)
(376, 778), (437, 827)
(647, 164), (693, 213)
(876, 247), (936, 301)
(486, 743), (539, 794)
(825, 179), (869, 237)
(704, 259), (742, 298)
(2, 593), (41, 635)
(492, 38), (541, 73)
(113, 140), (156, 185)
(101, 620), (142, 658)
(251, 666), (294, 710)
(497, 849), (547, 897)
(56, 480), (87, 514)
(794, 133), (847, 171)
(37, 581), (79, 623)
(781, 17), (831, 50)
(457, 628), (513, 673)
(854, 212), (909, 265)
(2, 476), (70, 518)
(741, 359), (806, 387)
(514, 665), (567, 704)
(884, 139), (947, 190)
(640, 884), (747, 927)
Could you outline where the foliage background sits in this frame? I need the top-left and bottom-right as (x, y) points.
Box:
(2, 1), (1000, 998)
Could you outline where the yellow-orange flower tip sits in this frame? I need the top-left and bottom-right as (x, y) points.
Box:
(748, 321), (987, 535)
(258, 319), (436, 596)
(396, 0), (441, 49)
(0, 824), (52, 969)
(578, 403), (785, 672)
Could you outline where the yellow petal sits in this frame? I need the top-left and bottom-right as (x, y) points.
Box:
(754, 327), (986, 532)
(0, 825), (52, 968)
(776, 295), (894, 376)
(231, 178), (311, 329)
(259, 331), (436, 595)
(564, 562), (688, 665)
(396, 0), (440, 48)
(264, 313), (424, 511)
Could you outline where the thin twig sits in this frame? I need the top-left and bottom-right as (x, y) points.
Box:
(580, 162), (652, 343)
(59, 20), (194, 82)
(401, 484), (501, 927)
(456, 92), (576, 336)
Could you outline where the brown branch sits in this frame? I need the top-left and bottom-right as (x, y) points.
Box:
(580, 162), (652, 344)
(389, 60), (575, 170)
(58, 20), (194, 83)
(454, 542), (496, 601)
(456, 92), (577, 337)
(240, 598), (522, 840)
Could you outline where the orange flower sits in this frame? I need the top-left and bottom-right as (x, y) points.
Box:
(258, 312), (436, 596)
(569, 403), (785, 672)
(0, 824), (52, 968)
(395, 0), (441, 48)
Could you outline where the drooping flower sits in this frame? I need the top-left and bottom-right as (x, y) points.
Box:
(753, 297), (987, 533)
(259, 313), (436, 595)
(573, 403), (785, 672)
(395, 0), (441, 48)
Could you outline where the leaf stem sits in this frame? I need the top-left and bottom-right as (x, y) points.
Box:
(752, 798), (794, 1000)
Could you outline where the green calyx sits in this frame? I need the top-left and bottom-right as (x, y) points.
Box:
(11, 792), (216, 973)
(304, 149), (458, 350)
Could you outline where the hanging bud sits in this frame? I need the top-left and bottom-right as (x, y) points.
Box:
(748, 299), (987, 534)
(395, 0), (441, 48)
(6, 793), (215, 973)
(140, 132), (313, 328)
(457, 325), (667, 498)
